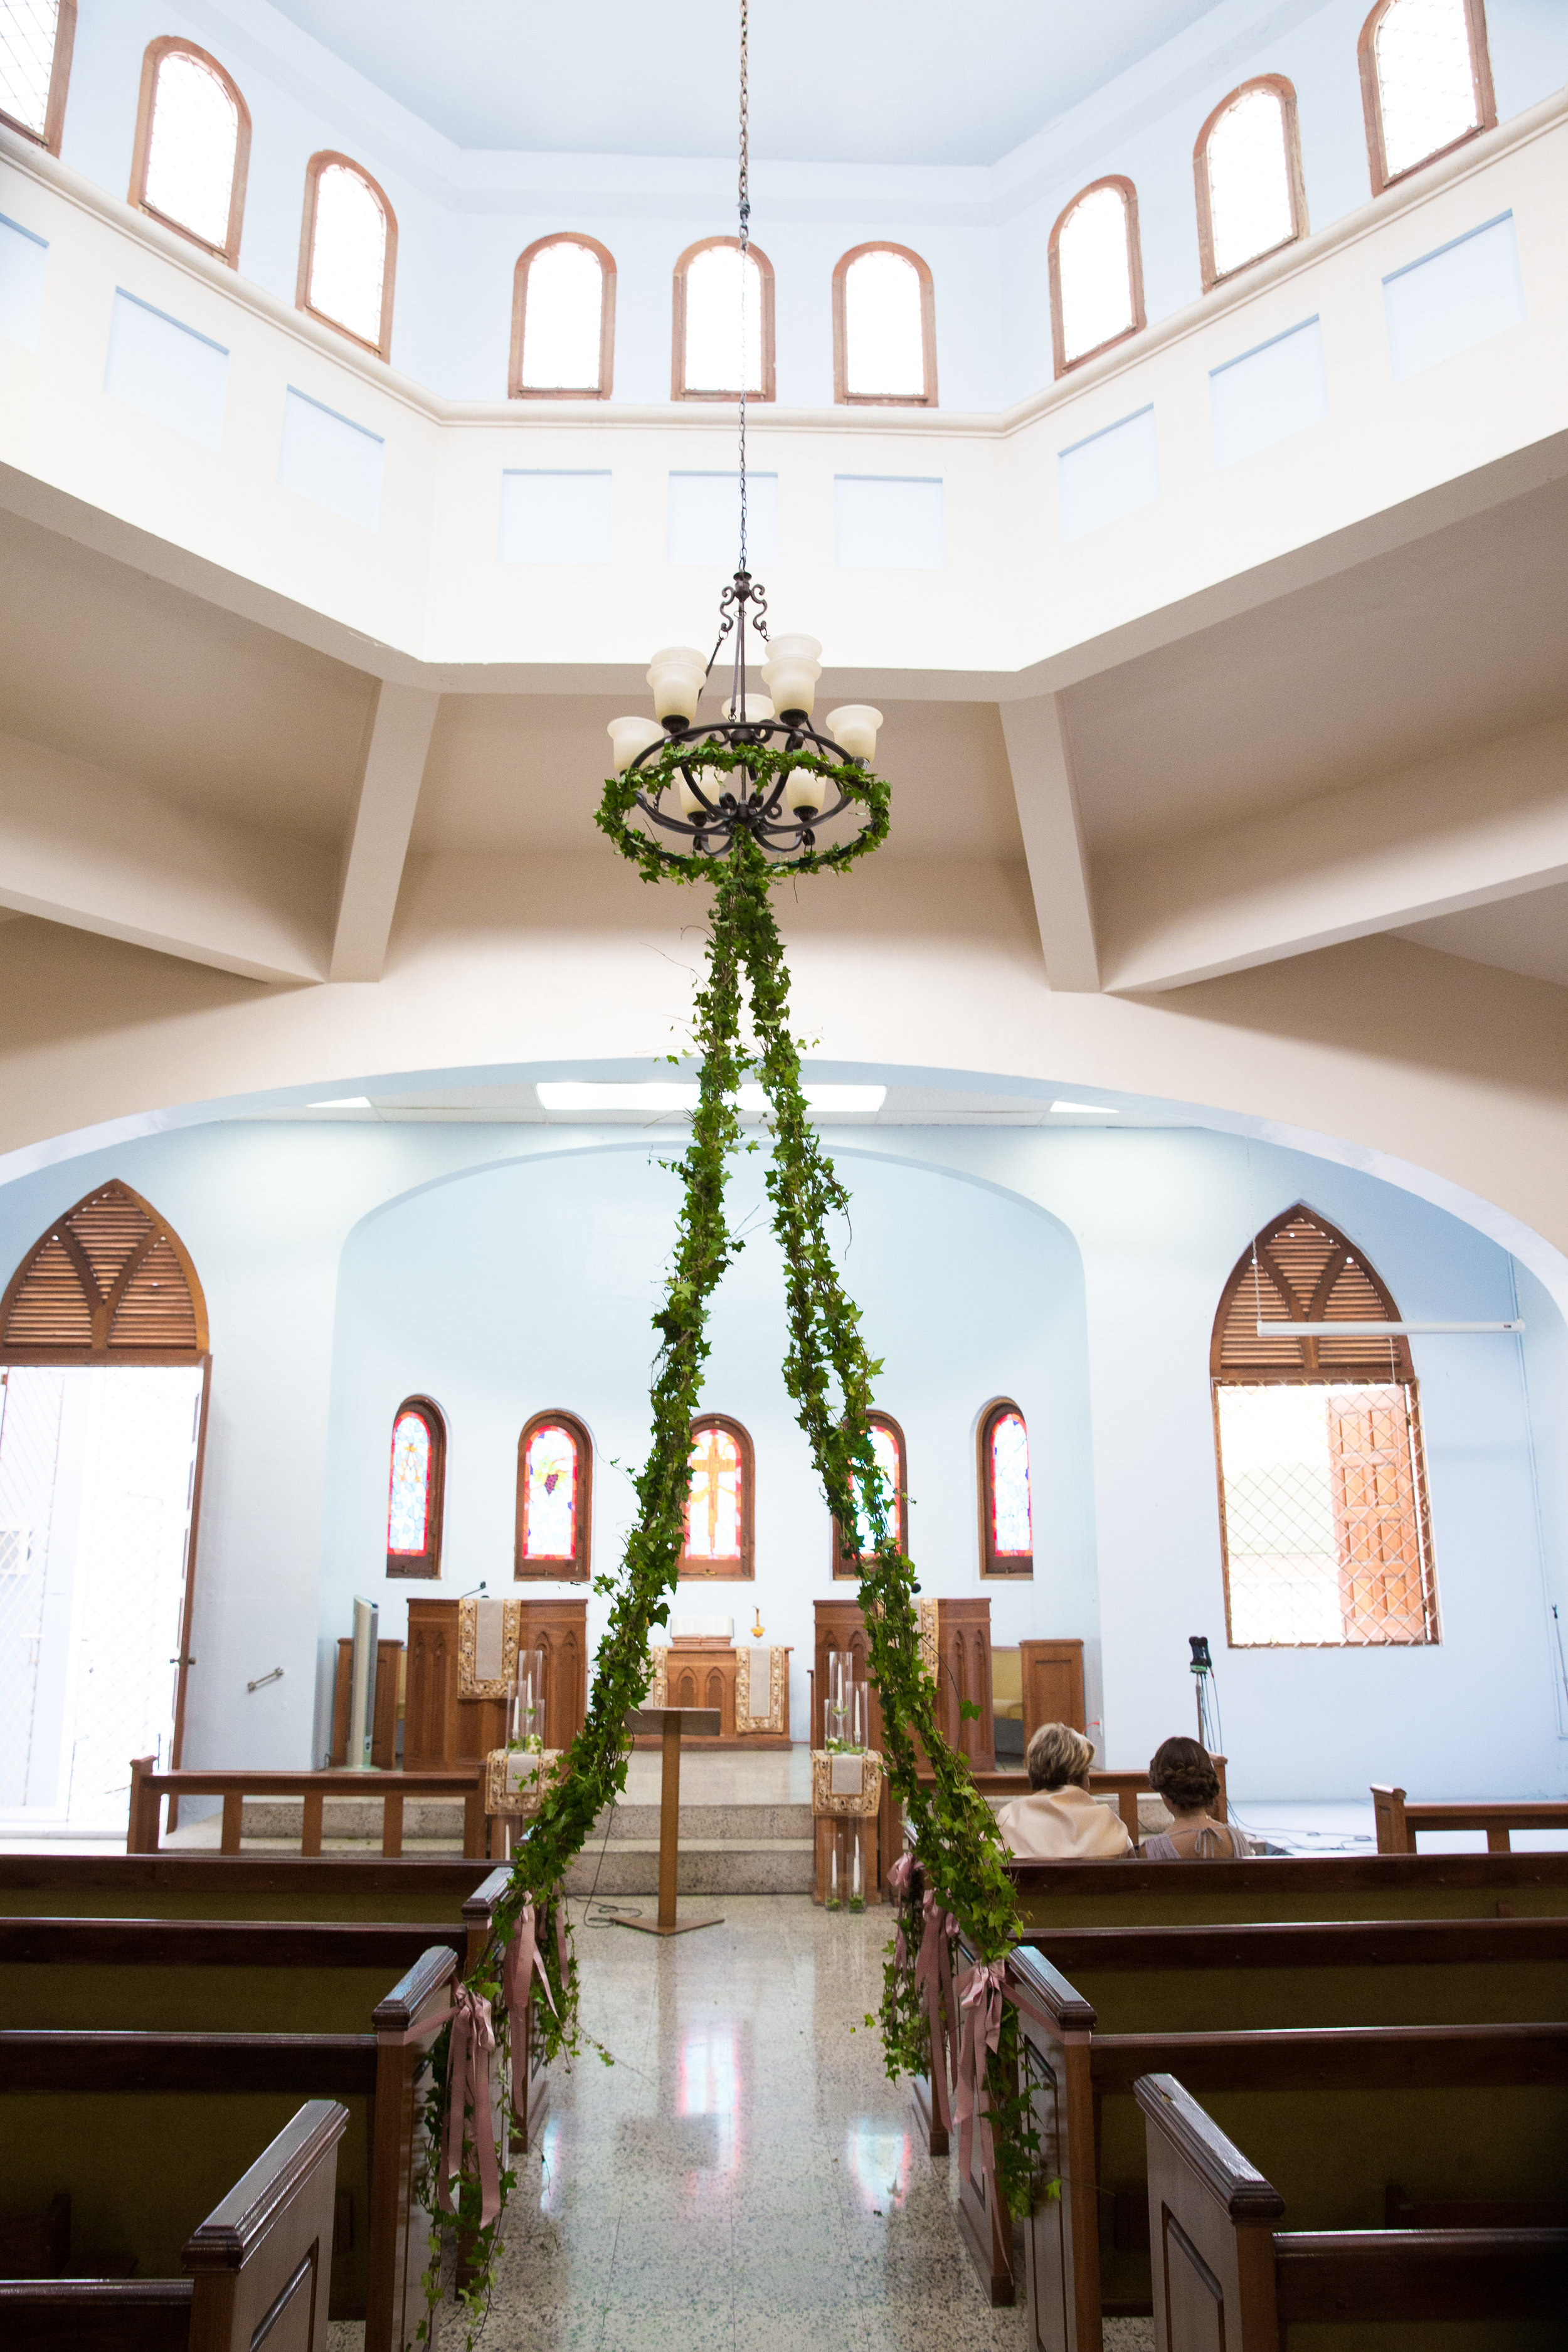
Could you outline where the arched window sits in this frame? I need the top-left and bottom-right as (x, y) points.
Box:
(511, 234), (615, 398)
(386, 1396), (445, 1580)
(1194, 77), (1308, 290)
(1212, 1205), (1439, 1648)
(515, 1409), (593, 1579)
(831, 1410), (908, 1577)
(978, 1400), (1032, 1577)
(681, 1413), (755, 1578)
(297, 152), (396, 358)
(1359, 0), (1495, 194)
(672, 237), (775, 403)
(129, 38), (250, 267)
(1048, 177), (1145, 379)
(832, 244), (936, 406)
(0, 0), (77, 154)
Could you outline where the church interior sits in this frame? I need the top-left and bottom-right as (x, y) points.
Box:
(1, 1), (1567, 2346)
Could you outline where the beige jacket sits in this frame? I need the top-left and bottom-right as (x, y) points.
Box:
(995, 1782), (1133, 1862)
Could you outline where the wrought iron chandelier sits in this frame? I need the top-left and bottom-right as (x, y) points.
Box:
(603, 0), (886, 872)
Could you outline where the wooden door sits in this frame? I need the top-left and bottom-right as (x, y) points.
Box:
(1020, 1639), (1085, 1744)
(1329, 1388), (1431, 1642)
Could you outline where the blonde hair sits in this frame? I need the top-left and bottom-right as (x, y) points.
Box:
(1025, 1721), (1094, 1791)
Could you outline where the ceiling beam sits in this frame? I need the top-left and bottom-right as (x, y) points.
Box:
(330, 684), (441, 983)
(0, 729), (331, 982)
(999, 694), (1099, 991)
(1097, 713), (1568, 995)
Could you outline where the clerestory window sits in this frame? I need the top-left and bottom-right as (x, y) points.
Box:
(130, 38), (250, 267)
(1048, 177), (1145, 378)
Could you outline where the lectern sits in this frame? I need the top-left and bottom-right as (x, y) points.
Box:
(618, 1707), (722, 1937)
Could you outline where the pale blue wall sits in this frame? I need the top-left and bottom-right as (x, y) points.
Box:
(55, 0), (1568, 408)
(0, 1112), (1560, 1801)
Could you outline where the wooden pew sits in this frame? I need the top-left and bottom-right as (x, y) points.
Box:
(1004, 1941), (1568, 2350)
(1005, 1848), (1568, 1931)
(1372, 1782), (1568, 1855)
(0, 1853), (506, 1942)
(1138, 2070), (1568, 2350)
(128, 1760), (487, 1861)
(0, 1944), (468, 2352)
(913, 1761), (1229, 1848)
(0, 2097), (347, 2350)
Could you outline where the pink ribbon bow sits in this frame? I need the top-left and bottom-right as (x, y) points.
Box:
(438, 1984), (502, 2228)
(913, 1888), (958, 2132)
(953, 1957), (1008, 2206)
(887, 1853), (914, 1970)
(504, 1892), (558, 2126)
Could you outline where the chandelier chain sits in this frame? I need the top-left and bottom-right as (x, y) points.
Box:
(737, 0), (750, 589)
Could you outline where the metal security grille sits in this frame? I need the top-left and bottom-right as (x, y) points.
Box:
(1216, 1380), (1438, 1648)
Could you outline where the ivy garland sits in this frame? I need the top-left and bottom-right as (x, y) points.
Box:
(421, 761), (1031, 2339)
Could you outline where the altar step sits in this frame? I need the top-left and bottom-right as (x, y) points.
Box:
(563, 1800), (815, 1896)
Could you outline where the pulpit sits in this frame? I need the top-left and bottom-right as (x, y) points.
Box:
(403, 1596), (588, 1769)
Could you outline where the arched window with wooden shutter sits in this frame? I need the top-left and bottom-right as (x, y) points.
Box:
(1212, 1204), (1439, 1648)
(0, 1180), (207, 1362)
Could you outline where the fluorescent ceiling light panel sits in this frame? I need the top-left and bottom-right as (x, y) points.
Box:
(536, 1081), (885, 1113)
(308, 1096), (373, 1108)
(1050, 1099), (1118, 1114)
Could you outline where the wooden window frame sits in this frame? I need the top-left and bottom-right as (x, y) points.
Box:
(1194, 75), (1309, 293)
(977, 1397), (1033, 1580)
(295, 149), (398, 359)
(514, 1407), (593, 1581)
(830, 1409), (909, 1579)
(831, 242), (937, 407)
(671, 235), (776, 403)
(0, 0), (76, 154)
(385, 1394), (446, 1582)
(679, 1411), (755, 1580)
(1358, 0), (1496, 196)
(510, 232), (616, 400)
(1047, 175), (1146, 381)
(129, 35), (252, 268)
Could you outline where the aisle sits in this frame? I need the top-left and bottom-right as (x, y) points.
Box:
(484, 1894), (1031, 2351)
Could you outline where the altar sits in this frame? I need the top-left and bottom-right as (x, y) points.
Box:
(638, 1614), (793, 1749)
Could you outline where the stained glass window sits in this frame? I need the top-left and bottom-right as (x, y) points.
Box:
(1052, 181), (1140, 372)
(1200, 83), (1300, 284)
(835, 1412), (907, 1574)
(682, 1417), (753, 1575)
(139, 46), (243, 257)
(980, 1402), (1032, 1574)
(385, 1397), (443, 1577)
(1370, 0), (1486, 184)
(305, 159), (392, 352)
(522, 1422), (577, 1558)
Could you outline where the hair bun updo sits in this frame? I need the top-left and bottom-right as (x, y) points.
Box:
(1148, 1735), (1219, 1813)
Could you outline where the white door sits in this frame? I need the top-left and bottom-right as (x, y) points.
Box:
(0, 1364), (205, 1827)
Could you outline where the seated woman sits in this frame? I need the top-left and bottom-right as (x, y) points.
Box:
(995, 1722), (1133, 1860)
(1141, 1736), (1249, 1858)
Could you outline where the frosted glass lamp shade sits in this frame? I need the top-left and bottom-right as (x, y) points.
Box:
(825, 705), (883, 762)
(721, 694), (775, 722)
(783, 769), (824, 820)
(608, 716), (667, 773)
(761, 633), (822, 719)
(646, 646), (707, 724)
(680, 766), (724, 816)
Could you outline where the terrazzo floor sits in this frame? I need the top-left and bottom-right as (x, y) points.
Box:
(334, 1892), (1155, 2351)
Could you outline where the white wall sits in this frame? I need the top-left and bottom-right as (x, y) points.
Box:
(55, 0), (1568, 407)
(0, 1105), (1559, 1802)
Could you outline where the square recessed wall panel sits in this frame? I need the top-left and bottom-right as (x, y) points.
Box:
(1210, 317), (1328, 469)
(667, 471), (778, 566)
(279, 387), (384, 531)
(500, 470), (612, 564)
(105, 289), (228, 449)
(1384, 213), (1525, 382)
(834, 475), (944, 569)
(1058, 406), (1158, 544)
(0, 213), (48, 351)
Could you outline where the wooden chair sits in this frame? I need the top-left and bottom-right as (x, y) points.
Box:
(1138, 2071), (1568, 2349)
(0, 2097), (347, 2349)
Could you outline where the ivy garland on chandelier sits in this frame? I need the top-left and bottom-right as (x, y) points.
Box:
(416, 8), (1032, 2337)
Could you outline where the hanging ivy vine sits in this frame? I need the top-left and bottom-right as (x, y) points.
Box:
(423, 771), (1030, 2337)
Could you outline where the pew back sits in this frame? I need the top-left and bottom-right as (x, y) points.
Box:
(0, 1855), (500, 1924)
(1008, 1852), (1568, 1930)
